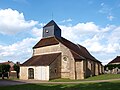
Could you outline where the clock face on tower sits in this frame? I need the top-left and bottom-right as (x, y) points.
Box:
(45, 30), (49, 33)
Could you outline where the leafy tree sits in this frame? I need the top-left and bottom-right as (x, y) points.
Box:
(13, 64), (20, 78)
(0, 64), (10, 79)
(117, 64), (120, 69)
(107, 64), (113, 70)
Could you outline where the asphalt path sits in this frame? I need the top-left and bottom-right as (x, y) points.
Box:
(0, 78), (120, 86)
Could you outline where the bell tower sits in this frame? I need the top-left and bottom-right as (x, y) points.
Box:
(43, 20), (61, 38)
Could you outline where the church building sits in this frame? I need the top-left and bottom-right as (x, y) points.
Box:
(20, 20), (104, 80)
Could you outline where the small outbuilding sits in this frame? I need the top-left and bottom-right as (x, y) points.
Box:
(108, 56), (120, 64)
(106, 56), (120, 74)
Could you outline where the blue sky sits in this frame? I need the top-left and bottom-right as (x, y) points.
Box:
(0, 0), (120, 65)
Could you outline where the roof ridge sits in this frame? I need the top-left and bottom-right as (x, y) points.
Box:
(77, 44), (100, 62)
(43, 20), (59, 28)
(70, 50), (85, 60)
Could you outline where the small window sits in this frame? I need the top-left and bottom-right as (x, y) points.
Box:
(63, 57), (67, 61)
(55, 69), (57, 73)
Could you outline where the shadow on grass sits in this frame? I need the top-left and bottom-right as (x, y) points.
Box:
(0, 79), (27, 86)
(0, 81), (120, 90)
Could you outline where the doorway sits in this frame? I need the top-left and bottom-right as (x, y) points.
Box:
(28, 68), (34, 79)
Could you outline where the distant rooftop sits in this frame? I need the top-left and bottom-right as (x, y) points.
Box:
(108, 56), (120, 64)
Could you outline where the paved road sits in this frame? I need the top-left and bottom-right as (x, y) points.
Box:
(0, 78), (120, 86)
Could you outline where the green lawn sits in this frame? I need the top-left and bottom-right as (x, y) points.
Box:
(50, 74), (120, 82)
(0, 74), (120, 90)
(86, 74), (120, 80)
(0, 81), (120, 90)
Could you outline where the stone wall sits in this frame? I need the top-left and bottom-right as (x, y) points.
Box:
(85, 59), (92, 77)
(33, 44), (61, 56)
(84, 59), (103, 77)
(20, 66), (28, 80)
(75, 60), (84, 79)
(59, 43), (76, 79)
(95, 62), (99, 75)
(49, 54), (61, 79)
(21, 41), (103, 80)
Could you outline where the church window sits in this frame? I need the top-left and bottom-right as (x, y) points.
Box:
(55, 68), (57, 73)
(63, 56), (68, 61)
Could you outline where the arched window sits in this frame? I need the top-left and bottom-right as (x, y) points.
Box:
(28, 68), (34, 79)
(63, 56), (68, 61)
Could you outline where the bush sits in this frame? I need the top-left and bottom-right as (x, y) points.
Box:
(0, 64), (10, 79)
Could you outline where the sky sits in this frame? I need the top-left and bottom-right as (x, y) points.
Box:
(0, 0), (120, 65)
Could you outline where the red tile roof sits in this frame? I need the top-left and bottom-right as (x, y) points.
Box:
(22, 53), (61, 66)
(108, 56), (120, 64)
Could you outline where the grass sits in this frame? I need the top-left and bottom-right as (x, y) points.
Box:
(85, 74), (120, 80)
(50, 74), (120, 82)
(0, 80), (120, 90)
(0, 74), (120, 90)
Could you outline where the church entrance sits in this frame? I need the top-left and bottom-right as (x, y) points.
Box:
(28, 68), (34, 79)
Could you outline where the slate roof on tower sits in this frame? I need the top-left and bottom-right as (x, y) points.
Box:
(43, 20), (60, 29)
(43, 20), (61, 38)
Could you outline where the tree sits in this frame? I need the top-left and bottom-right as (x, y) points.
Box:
(0, 64), (10, 79)
(104, 65), (108, 70)
(13, 64), (20, 78)
(117, 64), (120, 69)
(107, 64), (114, 70)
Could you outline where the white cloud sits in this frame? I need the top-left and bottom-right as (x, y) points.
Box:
(0, 13), (119, 65)
(73, 22), (99, 32)
(104, 43), (119, 53)
(60, 22), (100, 43)
(32, 27), (42, 37)
(108, 26), (120, 43)
(60, 22), (120, 62)
(60, 18), (72, 23)
(0, 37), (39, 63)
(39, 23), (46, 27)
(99, 3), (115, 21)
(99, 3), (112, 14)
(0, 8), (38, 35)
